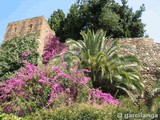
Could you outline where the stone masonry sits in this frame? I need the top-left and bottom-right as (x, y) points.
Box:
(2, 16), (55, 55)
(119, 38), (160, 86)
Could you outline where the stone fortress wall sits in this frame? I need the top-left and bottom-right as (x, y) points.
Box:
(119, 38), (160, 86)
(3, 16), (55, 54)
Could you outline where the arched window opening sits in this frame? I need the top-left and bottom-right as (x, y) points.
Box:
(29, 24), (33, 32)
(15, 27), (17, 32)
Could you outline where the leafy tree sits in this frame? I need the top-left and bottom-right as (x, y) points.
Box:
(66, 29), (144, 101)
(64, 4), (80, 40)
(48, 0), (145, 41)
(0, 34), (40, 81)
(111, 0), (145, 37)
(48, 9), (65, 41)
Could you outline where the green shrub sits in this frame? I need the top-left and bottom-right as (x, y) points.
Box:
(151, 97), (160, 115)
(0, 34), (40, 81)
(20, 97), (160, 119)
(25, 103), (117, 120)
(112, 96), (159, 120)
(0, 113), (22, 120)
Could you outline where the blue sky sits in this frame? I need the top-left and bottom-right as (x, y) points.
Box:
(0, 0), (160, 44)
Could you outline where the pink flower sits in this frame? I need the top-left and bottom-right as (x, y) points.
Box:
(39, 79), (46, 84)
(3, 87), (11, 93)
(43, 34), (65, 64)
(61, 54), (64, 62)
(88, 88), (119, 105)
(21, 50), (30, 57)
(78, 77), (90, 84)
(47, 90), (55, 105)
(53, 66), (61, 72)
(52, 82), (61, 90)
(71, 77), (76, 82)
(58, 73), (71, 79)
(0, 95), (4, 99)
(0, 82), (3, 86)
(81, 69), (91, 73)
(66, 88), (71, 94)
(53, 72), (71, 80)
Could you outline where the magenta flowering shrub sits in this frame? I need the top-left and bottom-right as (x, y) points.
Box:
(46, 60), (91, 106)
(0, 60), (49, 115)
(0, 60), (91, 116)
(0, 61), (119, 117)
(89, 88), (119, 105)
(43, 34), (66, 64)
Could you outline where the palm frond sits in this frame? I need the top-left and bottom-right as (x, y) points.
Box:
(116, 86), (138, 102)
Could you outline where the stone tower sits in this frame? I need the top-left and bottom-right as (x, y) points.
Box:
(3, 16), (55, 54)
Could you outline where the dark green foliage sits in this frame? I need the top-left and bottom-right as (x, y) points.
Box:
(48, 0), (146, 42)
(111, 0), (145, 37)
(0, 34), (40, 81)
(48, 9), (65, 41)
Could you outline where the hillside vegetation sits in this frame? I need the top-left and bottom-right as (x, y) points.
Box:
(0, 0), (159, 119)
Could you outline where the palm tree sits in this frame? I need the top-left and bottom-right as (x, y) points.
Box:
(66, 29), (144, 101)
(143, 79), (160, 109)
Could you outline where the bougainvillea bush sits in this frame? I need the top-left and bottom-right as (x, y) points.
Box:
(0, 59), (118, 116)
(43, 34), (66, 64)
(0, 59), (87, 115)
